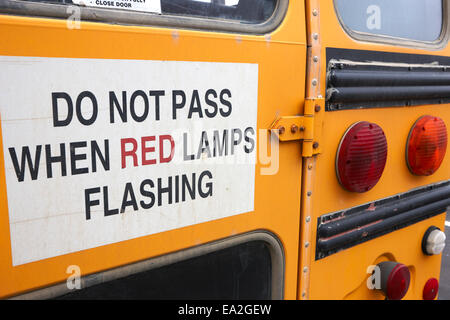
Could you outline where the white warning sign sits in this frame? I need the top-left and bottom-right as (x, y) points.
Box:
(0, 56), (258, 266)
(71, 0), (161, 13)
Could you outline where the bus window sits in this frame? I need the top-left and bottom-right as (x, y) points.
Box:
(161, 0), (277, 24)
(17, 0), (278, 24)
(56, 241), (273, 300)
(335, 0), (443, 42)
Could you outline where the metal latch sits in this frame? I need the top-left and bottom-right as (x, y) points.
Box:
(270, 97), (324, 157)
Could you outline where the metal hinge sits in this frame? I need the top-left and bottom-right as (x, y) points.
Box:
(269, 97), (324, 157)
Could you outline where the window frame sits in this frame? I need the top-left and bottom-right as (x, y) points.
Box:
(333, 0), (450, 50)
(0, 0), (288, 34)
(9, 230), (285, 300)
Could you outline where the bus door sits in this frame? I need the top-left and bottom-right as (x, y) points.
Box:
(0, 0), (308, 299)
(301, 0), (450, 300)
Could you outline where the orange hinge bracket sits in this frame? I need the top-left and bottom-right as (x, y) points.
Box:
(269, 97), (324, 158)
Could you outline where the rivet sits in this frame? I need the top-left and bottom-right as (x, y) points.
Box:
(303, 266), (308, 273)
(291, 124), (299, 134)
(305, 242), (310, 248)
(313, 142), (319, 149)
(308, 164), (313, 170)
(278, 126), (285, 135)
(300, 126), (305, 132)
(311, 78), (318, 86)
(313, 33), (319, 40)
(315, 105), (321, 112)
(307, 191), (312, 197)
(312, 9), (318, 16)
(313, 56), (319, 63)
(306, 216), (311, 222)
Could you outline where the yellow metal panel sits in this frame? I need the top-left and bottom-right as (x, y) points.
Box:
(306, 0), (450, 300)
(0, 1), (307, 298)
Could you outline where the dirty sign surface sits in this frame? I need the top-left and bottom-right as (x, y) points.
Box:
(0, 56), (258, 266)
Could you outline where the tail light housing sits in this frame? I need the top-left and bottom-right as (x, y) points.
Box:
(336, 121), (388, 193)
(377, 261), (411, 300)
(406, 115), (447, 176)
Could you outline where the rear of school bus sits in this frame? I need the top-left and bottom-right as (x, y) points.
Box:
(0, 0), (448, 301)
(305, 0), (450, 300)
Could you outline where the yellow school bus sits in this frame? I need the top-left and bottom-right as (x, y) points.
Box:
(0, 0), (449, 300)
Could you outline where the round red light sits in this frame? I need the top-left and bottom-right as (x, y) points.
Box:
(406, 115), (447, 176)
(386, 263), (411, 300)
(423, 278), (439, 300)
(336, 121), (387, 193)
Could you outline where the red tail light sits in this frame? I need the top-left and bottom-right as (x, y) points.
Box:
(406, 115), (447, 176)
(336, 121), (387, 193)
(423, 278), (439, 300)
(377, 261), (411, 300)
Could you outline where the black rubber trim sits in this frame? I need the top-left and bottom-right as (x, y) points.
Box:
(328, 86), (450, 103)
(329, 69), (450, 87)
(326, 48), (450, 66)
(326, 48), (450, 111)
(316, 181), (450, 260)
